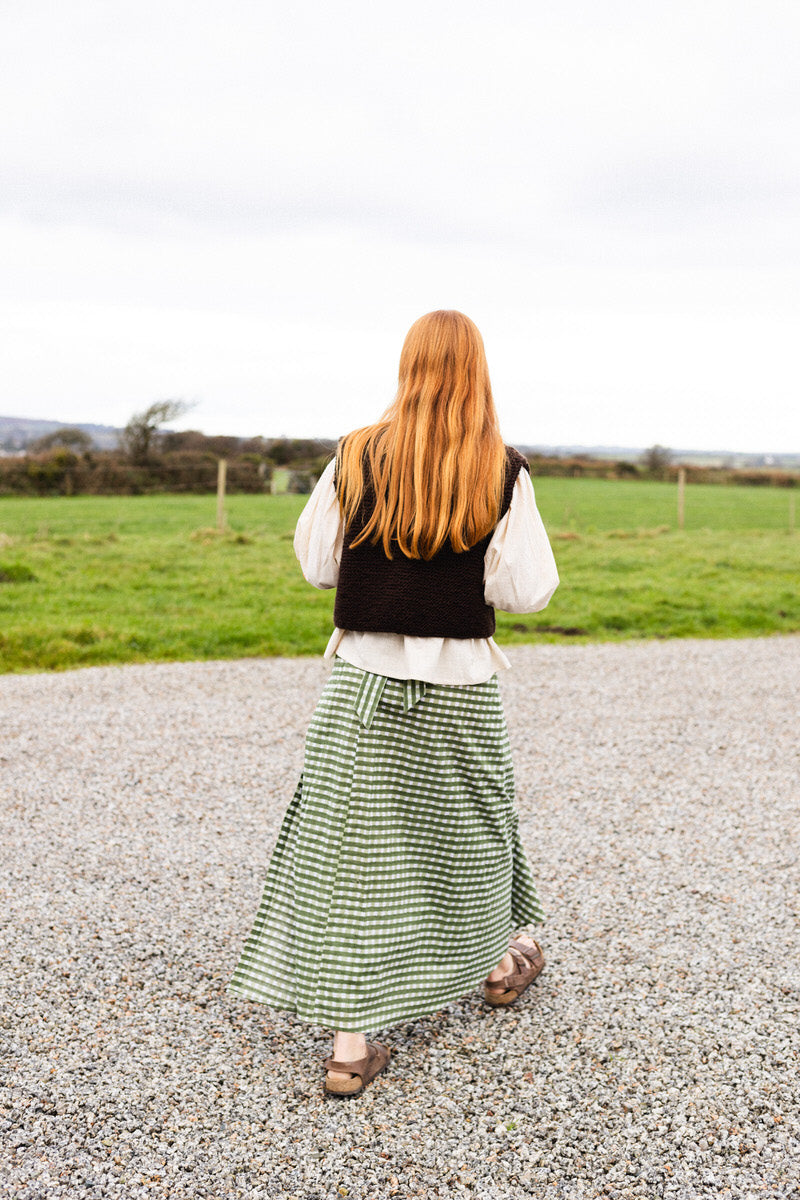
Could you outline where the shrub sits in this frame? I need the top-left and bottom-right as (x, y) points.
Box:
(0, 561), (37, 583)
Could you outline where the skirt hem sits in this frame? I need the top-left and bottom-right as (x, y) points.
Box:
(225, 918), (544, 1032)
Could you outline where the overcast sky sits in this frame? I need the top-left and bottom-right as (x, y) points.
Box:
(1, 0), (798, 451)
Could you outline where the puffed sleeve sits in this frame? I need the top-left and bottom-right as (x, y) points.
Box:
(293, 458), (344, 589)
(483, 471), (559, 613)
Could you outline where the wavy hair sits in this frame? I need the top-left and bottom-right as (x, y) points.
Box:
(336, 310), (506, 560)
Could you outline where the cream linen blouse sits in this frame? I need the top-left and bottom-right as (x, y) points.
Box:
(293, 459), (559, 685)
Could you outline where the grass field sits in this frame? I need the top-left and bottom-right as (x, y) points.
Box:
(0, 479), (797, 672)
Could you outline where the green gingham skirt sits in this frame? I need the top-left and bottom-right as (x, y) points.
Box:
(226, 657), (544, 1031)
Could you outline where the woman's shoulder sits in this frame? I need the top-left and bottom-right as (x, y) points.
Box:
(498, 445), (531, 517)
(503, 443), (531, 475)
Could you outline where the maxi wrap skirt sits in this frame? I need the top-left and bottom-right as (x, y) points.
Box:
(226, 658), (545, 1031)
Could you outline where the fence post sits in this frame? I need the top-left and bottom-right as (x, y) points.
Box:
(217, 458), (227, 532)
(677, 467), (686, 530)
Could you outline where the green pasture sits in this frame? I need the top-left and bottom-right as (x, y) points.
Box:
(0, 479), (797, 673)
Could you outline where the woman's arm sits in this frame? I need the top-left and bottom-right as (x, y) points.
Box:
(484, 471), (559, 613)
(293, 459), (343, 589)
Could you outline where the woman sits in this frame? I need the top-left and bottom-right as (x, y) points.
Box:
(227, 310), (559, 1097)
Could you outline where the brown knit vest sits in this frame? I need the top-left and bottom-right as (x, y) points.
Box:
(332, 445), (529, 639)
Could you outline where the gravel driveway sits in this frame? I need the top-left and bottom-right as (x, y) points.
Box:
(2, 636), (799, 1199)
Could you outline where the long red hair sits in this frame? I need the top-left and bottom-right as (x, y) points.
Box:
(336, 310), (506, 560)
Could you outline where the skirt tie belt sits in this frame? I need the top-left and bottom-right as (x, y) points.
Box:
(353, 669), (428, 728)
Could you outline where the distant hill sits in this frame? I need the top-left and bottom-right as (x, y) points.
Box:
(1, 416), (797, 469)
(0, 416), (121, 452)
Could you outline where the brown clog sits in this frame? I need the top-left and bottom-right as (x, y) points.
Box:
(323, 1041), (391, 1097)
(484, 937), (545, 1007)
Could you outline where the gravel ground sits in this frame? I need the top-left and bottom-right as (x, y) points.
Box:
(1, 636), (799, 1200)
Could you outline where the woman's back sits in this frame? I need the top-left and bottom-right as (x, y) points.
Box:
(333, 443), (530, 639)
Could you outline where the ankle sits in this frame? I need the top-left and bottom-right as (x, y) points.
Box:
(487, 951), (514, 980)
(333, 1031), (367, 1062)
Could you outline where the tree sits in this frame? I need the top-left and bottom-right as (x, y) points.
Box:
(29, 427), (94, 453)
(120, 399), (195, 465)
(643, 444), (673, 476)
